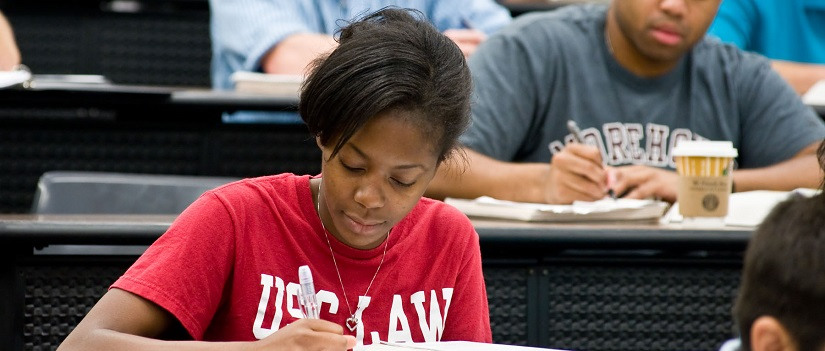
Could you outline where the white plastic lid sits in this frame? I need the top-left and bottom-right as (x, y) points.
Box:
(671, 140), (738, 158)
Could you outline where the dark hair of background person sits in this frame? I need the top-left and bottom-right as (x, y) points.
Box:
(733, 190), (825, 351)
(818, 140), (825, 190)
(299, 7), (472, 164)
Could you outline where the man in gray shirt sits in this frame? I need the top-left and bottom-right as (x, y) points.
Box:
(427, 1), (825, 204)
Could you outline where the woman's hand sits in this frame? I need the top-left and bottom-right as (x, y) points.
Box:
(254, 319), (356, 351)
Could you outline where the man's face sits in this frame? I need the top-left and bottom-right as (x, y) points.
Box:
(613, 0), (721, 63)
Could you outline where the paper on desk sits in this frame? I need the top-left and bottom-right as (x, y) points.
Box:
(0, 68), (31, 88)
(356, 341), (565, 351)
(661, 188), (820, 227)
(445, 196), (668, 222)
(231, 71), (302, 97)
(802, 79), (825, 105)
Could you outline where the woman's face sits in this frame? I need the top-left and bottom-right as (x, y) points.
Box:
(317, 110), (440, 249)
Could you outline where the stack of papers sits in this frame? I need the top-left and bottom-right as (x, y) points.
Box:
(358, 341), (564, 351)
(445, 196), (669, 222)
(230, 71), (302, 97)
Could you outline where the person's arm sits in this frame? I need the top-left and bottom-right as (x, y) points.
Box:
(0, 11), (21, 71)
(427, 145), (610, 204)
(428, 0), (511, 58)
(208, 0), (317, 89)
(57, 289), (355, 351)
(260, 32), (338, 75)
(441, 217), (491, 343)
(442, 29), (486, 58)
(608, 141), (824, 202)
(732, 141), (823, 192)
(770, 60), (825, 95)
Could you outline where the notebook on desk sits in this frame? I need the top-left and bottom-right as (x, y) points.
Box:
(445, 196), (669, 222)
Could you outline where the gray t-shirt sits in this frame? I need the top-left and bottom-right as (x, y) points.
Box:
(462, 4), (825, 170)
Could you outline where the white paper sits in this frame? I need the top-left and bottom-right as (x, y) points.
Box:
(661, 188), (820, 227)
(230, 71), (302, 96)
(802, 79), (825, 105)
(0, 69), (31, 88)
(445, 196), (668, 222)
(357, 341), (566, 351)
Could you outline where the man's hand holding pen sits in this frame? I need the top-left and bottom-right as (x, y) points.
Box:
(557, 121), (678, 204)
(540, 120), (618, 204)
(610, 165), (679, 203)
(546, 142), (616, 204)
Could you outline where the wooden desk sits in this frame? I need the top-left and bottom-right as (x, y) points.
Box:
(0, 215), (748, 351)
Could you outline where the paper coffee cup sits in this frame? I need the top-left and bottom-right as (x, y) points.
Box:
(672, 141), (738, 218)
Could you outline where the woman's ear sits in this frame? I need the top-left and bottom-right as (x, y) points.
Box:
(315, 135), (323, 149)
(751, 316), (797, 351)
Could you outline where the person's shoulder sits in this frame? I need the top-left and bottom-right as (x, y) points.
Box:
(206, 173), (308, 203)
(412, 197), (468, 218)
(692, 36), (772, 74)
(498, 3), (606, 39)
(404, 197), (476, 234)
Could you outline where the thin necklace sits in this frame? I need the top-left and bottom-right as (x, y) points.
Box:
(316, 180), (390, 332)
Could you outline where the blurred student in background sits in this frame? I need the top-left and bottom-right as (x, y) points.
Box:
(708, 0), (825, 95)
(426, 0), (825, 205)
(57, 8), (491, 351)
(0, 11), (20, 70)
(209, 0), (511, 123)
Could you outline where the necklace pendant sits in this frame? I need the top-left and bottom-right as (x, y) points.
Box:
(346, 316), (359, 331)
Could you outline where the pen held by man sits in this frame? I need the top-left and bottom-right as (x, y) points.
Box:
(564, 120), (617, 200)
(549, 143), (617, 203)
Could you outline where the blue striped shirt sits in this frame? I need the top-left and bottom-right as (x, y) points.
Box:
(209, 0), (512, 91)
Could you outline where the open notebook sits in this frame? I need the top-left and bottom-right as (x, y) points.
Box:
(358, 341), (564, 351)
(444, 197), (669, 222)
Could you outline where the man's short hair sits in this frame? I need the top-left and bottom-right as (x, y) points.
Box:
(734, 192), (825, 351)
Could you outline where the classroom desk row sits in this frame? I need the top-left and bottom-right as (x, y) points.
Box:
(0, 215), (750, 351)
(2, 82), (825, 215)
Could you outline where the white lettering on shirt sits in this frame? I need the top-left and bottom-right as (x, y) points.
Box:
(549, 123), (705, 168)
(252, 274), (455, 347)
(253, 274), (284, 339)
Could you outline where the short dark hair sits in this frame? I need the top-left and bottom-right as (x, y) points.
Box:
(818, 140), (825, 190)
(734, 193), (825, 351)
(299, 7), (471, 163)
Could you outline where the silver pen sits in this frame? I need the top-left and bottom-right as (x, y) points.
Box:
(298, 265), (320, 319)
(566, 120), (617, 199)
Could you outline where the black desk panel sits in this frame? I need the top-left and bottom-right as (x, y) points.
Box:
(0, 86), (309, 214)
(0, 216), (749, 351)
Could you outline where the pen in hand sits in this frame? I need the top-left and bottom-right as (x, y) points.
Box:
(298, 265), (320, 319)
(566, 120), (617, 199)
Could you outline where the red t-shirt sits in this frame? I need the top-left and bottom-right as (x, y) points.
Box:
(112, 174), (491, 346)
